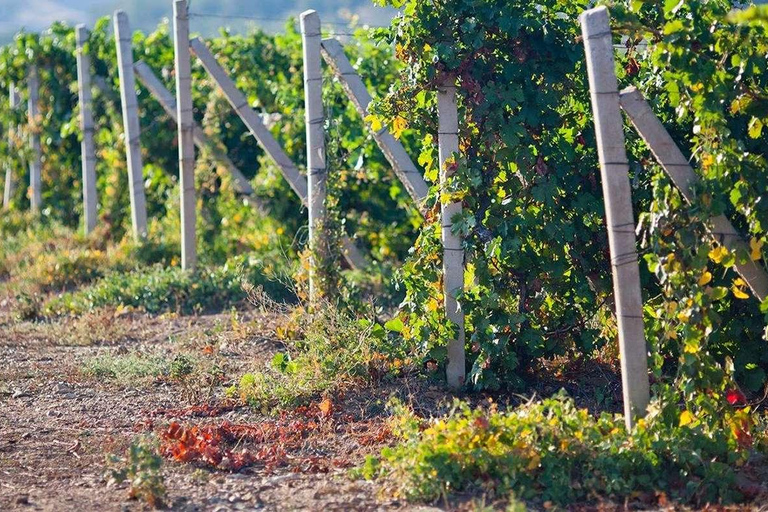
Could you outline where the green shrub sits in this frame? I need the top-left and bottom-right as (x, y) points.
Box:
(367, 392), (758, 506)
(45, 254), (293, 316)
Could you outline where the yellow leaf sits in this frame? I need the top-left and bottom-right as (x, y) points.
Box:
(734, 277), (746, 287)
(698, 271), (712, 286)
(709, 245), (728, 264)
(690, 82), (704, 92)
(750, 238), (764, 261)
(392, 115), (408, 139)
(364, 114), (383, 132)
(679, 410), (694, 427)
(732, 286), (750, 300)
(423, 43), (432, 52)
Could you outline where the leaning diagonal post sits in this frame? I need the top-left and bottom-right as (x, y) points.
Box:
(28, 65), (42, 212)
(173, 0), (196, 270)
(133, 60), (258, 200)
(114, 10), (148, 239)
(619, 86), (768, 301)
(190, 37), (367, 270)
(320, 38), (429, 208)
(76, 25), (98, 234)
(437, 80), (465, 389)
(3, 84), (19, 209)
(301, 10), (329, 302)
(581, 6), (649, 428)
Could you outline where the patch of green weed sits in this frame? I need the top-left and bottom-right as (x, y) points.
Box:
(363, 392), (759, 506)
(231, 306), (411, 407)
(45, 254), (293, 316)
(107, 436), (166, 508)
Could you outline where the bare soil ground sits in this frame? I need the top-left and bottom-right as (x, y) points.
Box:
(0, 301), (443, 512)
(5, 296), (764, 512)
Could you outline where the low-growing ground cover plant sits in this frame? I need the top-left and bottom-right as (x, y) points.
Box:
(362, 392), (765, 507)
(44, 255), (294, 316)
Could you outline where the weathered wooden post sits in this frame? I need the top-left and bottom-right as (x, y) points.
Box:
(114, 10), (148, 239)
(173, 0), (196, 270)
(3, 84), (19, 209)
(28, 65), (42, 212)
(437, 80), (465, 389)
(76, 25), (98, 234)
(301, 10), (329, 302)
(581, 6), (649, 428)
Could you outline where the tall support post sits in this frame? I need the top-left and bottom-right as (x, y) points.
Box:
(28, 65), (42, 212)
(189, 37), (368, 270)
(581, 6), (649, 428)
(437, 81), (465, 389)
(133, 60), (257, 199)
(3, 84), (19, 209)
(301, 10), (329, 302)
(173, 0), (196, 270)
(114, 10), (148, 239)
(76, 25), (98, 234)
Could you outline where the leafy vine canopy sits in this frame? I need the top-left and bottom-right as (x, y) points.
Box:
(371, 0), (768, 396)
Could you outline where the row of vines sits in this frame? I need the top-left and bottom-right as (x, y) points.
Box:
(2, 0), (768, 434)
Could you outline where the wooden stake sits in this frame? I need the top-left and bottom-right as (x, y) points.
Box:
(619, 86), (768, 301)
(76, 25), (98, 234)
(320, 38), (429, 208)
(581, 6), (649, 428)
(301, 10), (329, 302)
(28, 65), (42, 212)
(3, 84), (19, 209)
(173, 0), (196, 270)
(437, 81), (465, 389)
(190, 37), (367, 270)
(114, 10), (148, 239)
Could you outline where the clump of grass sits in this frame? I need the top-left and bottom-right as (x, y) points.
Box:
(44, 255), (293, 316)
(82, 352), (171, 384)
(361, 392), (762, 507)
(231, 305), (410, 408)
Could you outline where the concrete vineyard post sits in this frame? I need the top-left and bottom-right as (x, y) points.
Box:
(28, 66), (42, 212)
(301, 10), (329, 303)
(173, 0), (197, 270)
(114, 10), (148, 239)
(619, 86), (768, 302)
(580, 6), (650, 428)
(189, 38), (367, 270)
(320, 38), (429, 208)
(75, 25), (98, 234)
(133, 60), (258, 201)
(436, 81), (465, 389)
(3, 84), (19, 209)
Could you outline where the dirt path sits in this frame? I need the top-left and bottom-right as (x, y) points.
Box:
(0, 308), (431, 511)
